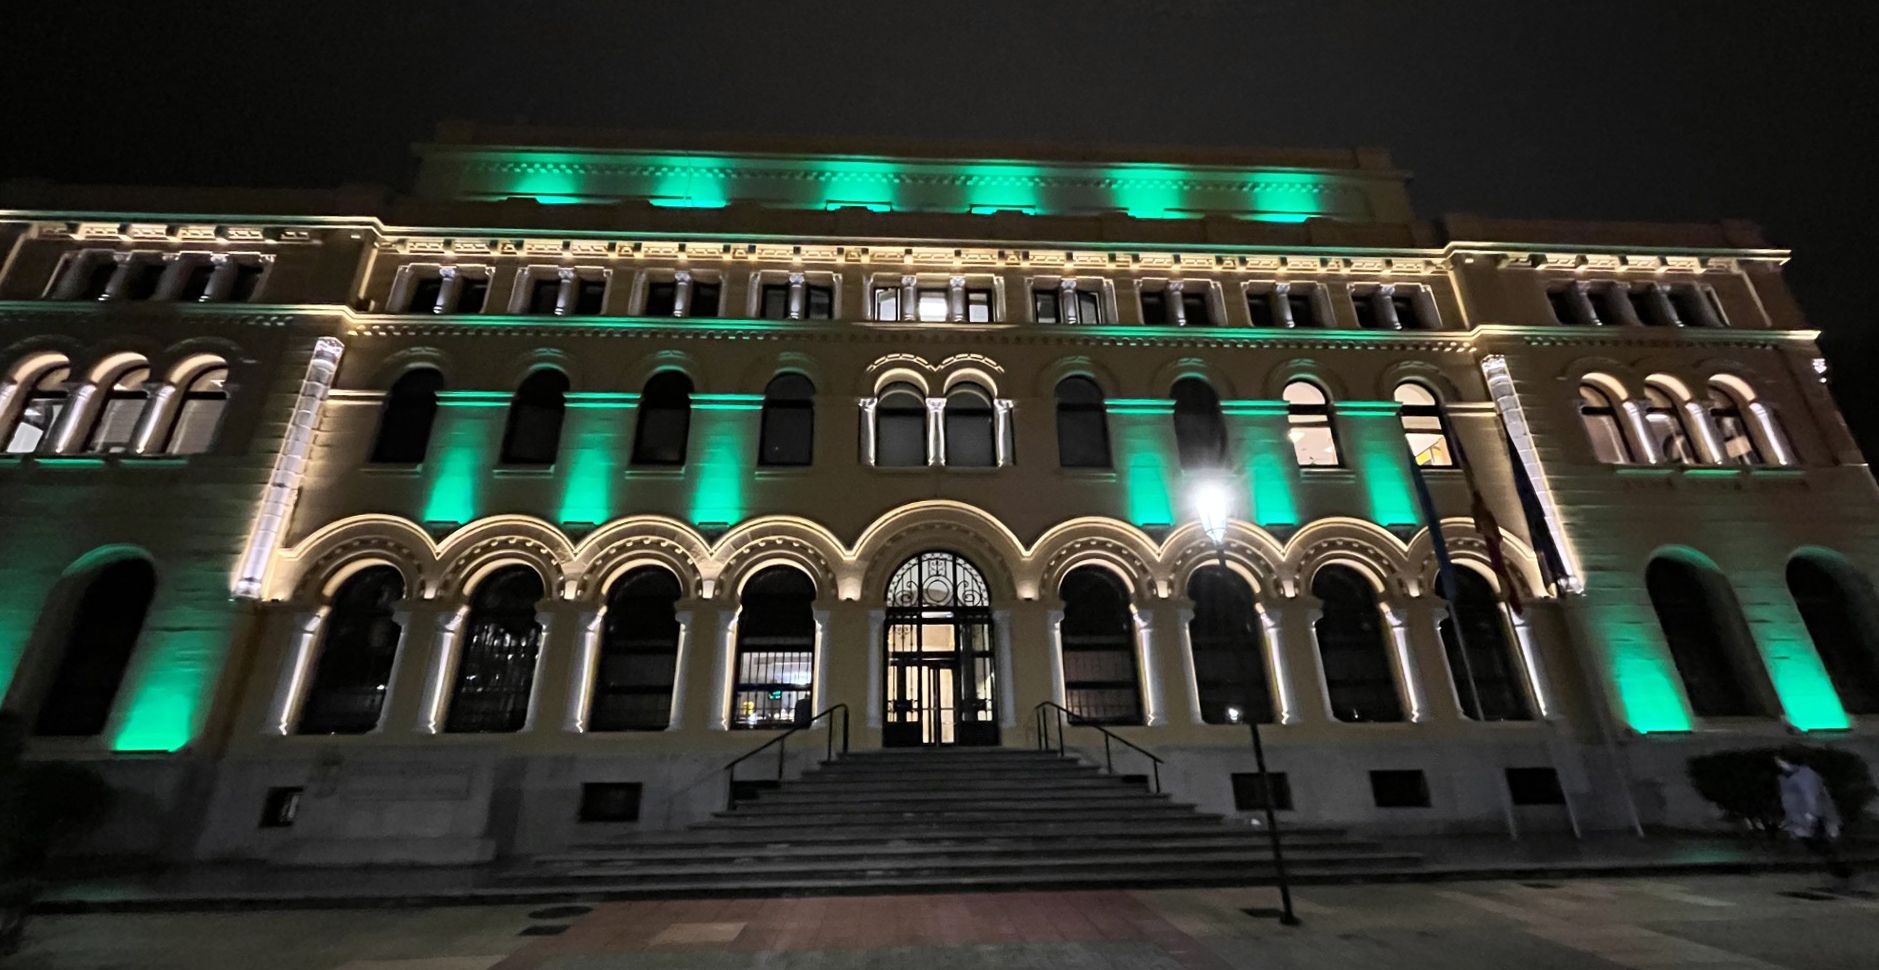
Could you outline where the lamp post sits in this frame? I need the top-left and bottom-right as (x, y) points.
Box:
(1194, 478), (1300, 927)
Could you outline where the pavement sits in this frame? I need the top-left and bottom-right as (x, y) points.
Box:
(13, 872), (1879, 970)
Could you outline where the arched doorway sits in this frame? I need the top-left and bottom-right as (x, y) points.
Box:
(883, 551), (998, 747)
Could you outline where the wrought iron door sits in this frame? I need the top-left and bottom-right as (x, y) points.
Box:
(882, 551), (999, 746)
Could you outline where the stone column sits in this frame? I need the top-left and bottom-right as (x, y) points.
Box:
(1618, 398), (1664, 463)
(786, 271), (806, 320)
(1681, 400), (1727, 464)
(100, 254), (137, 301)
(947, 275), (967, 322)
(1376, 284), (1404, 330)
(1567, 281), (1601, 326)
(665, 606), (695, 730)
(858, 397), (878, 464)
(202, 255), (240, 302)
(899, 275), (918, 322)
(671, 270), (693, 318)
(677, 598), (735, 732)
(384, 603), (460, 734)
(1646, 282), (1679, 327)
(1059, 278), (1081, 325)
(925, 397), (946, 466)
(1143, 598), (1200, 727)
(1396, 598), (1461, 725)
(434, 266), (464, 314)
(1166, 279), (1188, 326)
(1272, 283), (1296, 327)
(1608, 284), (1644, 326)
(993, 399), (1014, 466)
(45, 381), (99, 455)
(529, 606), (594, 734)
(127, 382), (179, 455)
(1272, 596), (1329, 725)
(151, 256), (189, 301)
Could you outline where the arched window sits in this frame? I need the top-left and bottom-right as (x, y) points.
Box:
(1284, 380), (1340, 467)
(1171, 377), (1226, 469)
(162, 363), (229, 455)
(590, 567), (683, 731)
(732, 566), (817, 729)
(370, 367), (444, 464)
(758, 373), (815, 467)
(631, 371), (693, 466)
(1646, 556), (1770, 718)
(3, 359), (70, 454)
(1706, 382), (1763, 466)
(445, 565), (545, 733)
(86, 360), (151, 454)
(297, 566), (404, 735)
(499, 368), (567, 466)
(1188, 565), (1273, 724)
(1311, 565), (1403, 722)
(1578, 381), (1634, 464)
(1059, 566), (1143, 724)
(1055, 376), (1111, 469)
(1642, 381), (1694, 464)
(874, 381), (928, 467)
(943, 381), (997, 467)
(1394, 382), (1455, 467)
(1787, 555), (1879, 715)
(1436, 568), (1532, 721)
(33, 557), (157, 737)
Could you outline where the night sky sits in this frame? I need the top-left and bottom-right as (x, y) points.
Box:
(5, 1), (1874, 453)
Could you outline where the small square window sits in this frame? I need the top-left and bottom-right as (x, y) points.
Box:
(407, 275), (445, 313)
(579, 782), (643, 823)
(1248, 291), (1278, 327)
(1179, 289), (1212, 326)
(1140, 290), (1169, 325)
(457, 276), (490, 314)
(1033, 288), (1061, 323)
(805, 284), (834, 320)
(527, 277), (561, 315)
(1231, 772), (1293, 811)
(260, 786), (303, 828)
(760, 284), (791, 319)
(691, 282), (722, 317)
(644, 281), (678, 316)
(1505, 767), (1566, 806)
(573, 278), (607, 316)
(1369, 770), (1430, 808)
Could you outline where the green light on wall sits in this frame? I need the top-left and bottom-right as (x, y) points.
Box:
(690, 408), (750, 527)
(960, 162), (1043, 214)
(111, 667), (200, 752)
(112, 617), (237, 752)
(1110, 404), (1176, 527)
(1246, 172), (1334, 220)
(1109, 164), (1188, 219)
(422, 405), (490, 525)
(651, 154), (732, 209)
(1222, 402), (1297, 528)
(1761, 629), (1852, 731)
(1609, 634), (1695, 733)
(558, 410), (623, 526)
(1340, 403), (1419, 528)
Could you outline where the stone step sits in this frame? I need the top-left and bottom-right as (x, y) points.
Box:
(497, 862), (1422, 897)
(742, 785), (1157, 806)
(540, 833), (1386, 865)
(577, 819), (1319, 848)
(706, 807), (1202, 827)
(775, 777), (1138, 795)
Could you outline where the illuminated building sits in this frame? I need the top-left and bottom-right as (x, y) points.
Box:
(2, 125), (1874, 864)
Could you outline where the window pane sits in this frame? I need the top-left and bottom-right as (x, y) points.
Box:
(1075, 290), (1102, 325)
(1140, 290), (1168, 325)
(1437, 569), (1531, 721)
(299, 566), (404, 735)
(1312, 567), (1403, 723)
(33, 558), (157, 737)
(1248, 292), (1277, 327)
(1059, 567), (1142, 725)
(873, 287), (898, 321)
(446, 566), (544, 733)
(527, 278), (560, 315)
(805, 285), (833, 319)
(1647, 558), (1767, 717)
(1033, 289), (1060, 323)
(966, 289), (992, 322)
(760, 285), (790, 319)
(944, 386), (996, 467)
(644, 282), (678, 316)
(690, 282), (721, 317)
(916, 289), (949, 322)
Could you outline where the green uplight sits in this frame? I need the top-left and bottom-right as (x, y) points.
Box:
(1110, 164), (1187, 219)
(558, 409), (621, 526)
(1340, 403), (1419, 528)
(689, 408), (749, 527)
(960, 162), (1043, 215)
(112, 663), (201, 752)
(1109, 404), (1176, 527)
(650, 154), (732, 208)
(1760, 628), (1852, 731)
(1222, 401), (1297, 528)
(422, 405), (488, 524)
(1608, 630), (1696, 733)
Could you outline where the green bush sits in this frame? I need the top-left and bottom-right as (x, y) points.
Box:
(1686, 745), (1876, 834)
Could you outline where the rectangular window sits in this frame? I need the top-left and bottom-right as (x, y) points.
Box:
(176, 261), (216, 302)
(916, 288), (949, 322)
(457, 276), (489, 314)
(1140, 289), (1169, 325)
(1546, 286), (1581, 325)
(1287, 290), (1319, 327)
(1033, 288), (1061, 323)
(227, 261), (266, 302)
(731, 647), (815, 729)
(691, 282), (721, 317)
(644, 281), (678, 316)
(1248, 291), (1278, 327)
(1391, 290), (1428, 329)
(872, 286), (900, 321)
(259, 786), (303, 828)
(572, 278), (607, 316)
(1179, 289), (1212, 326)
(804, 284), (834, 320)
(965, 288), (993, 322)
(406, 275), (445, 313)
(1505, 767), (1566, 807)
(578, 782), (643, 823)
(1369, 769), (1431, 808)
(1075, 290), (1102, 325)
(760, 284), (791, 320)
(527, 277), (561, 315)
(63, 255), (119, 300)
(121, 260), (166, 301)
(1231, 772), (1293, 812)
(1352, 289), (1380, 329)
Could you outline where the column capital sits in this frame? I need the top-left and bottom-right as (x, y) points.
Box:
(787, 270), (805, 285)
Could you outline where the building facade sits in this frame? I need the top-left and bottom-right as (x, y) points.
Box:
(3, 126), (1876, 865)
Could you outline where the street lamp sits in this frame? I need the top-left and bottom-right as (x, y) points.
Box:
(1192, 477), (1300, 927)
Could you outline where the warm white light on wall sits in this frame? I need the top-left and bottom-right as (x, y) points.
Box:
(233, 336), (344, 599)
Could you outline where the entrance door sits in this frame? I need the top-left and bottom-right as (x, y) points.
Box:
(881, 551), (999, 747)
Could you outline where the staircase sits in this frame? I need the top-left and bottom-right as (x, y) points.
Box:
(511, 747), (1420, 896)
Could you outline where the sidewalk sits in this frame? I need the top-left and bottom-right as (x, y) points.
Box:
(34, 833), (1874, 913)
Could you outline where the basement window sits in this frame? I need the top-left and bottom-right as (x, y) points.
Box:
(579, 782), (644, 823)
(1231, 772), (1293, 811)
(1505, 768), (1566, 806)
(1369, 770), (1430, 808)
(259, 786), (303, 828)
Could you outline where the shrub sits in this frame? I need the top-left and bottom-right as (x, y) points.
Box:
(1686, 745), (1876, 834)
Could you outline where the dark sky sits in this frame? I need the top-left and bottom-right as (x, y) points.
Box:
(5, 1), (1875, 452)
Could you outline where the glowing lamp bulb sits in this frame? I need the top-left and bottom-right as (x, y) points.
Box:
(1194, 479), (1231, 548)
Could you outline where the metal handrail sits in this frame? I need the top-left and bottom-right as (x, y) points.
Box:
(722, 703), (850, 810)
(1032, 700), (1162, 794)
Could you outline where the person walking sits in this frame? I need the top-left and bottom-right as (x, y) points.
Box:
(1776, 754), (1854, 890)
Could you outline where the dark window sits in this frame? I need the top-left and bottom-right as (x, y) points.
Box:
(631, 371), (692, 466)
(33, 557), (158, 737)
(1707, 385), (1763, 465)
(1231, 772), (1293, 811)
(370, 368), (444, 464)
(1579, 382), (1634, 464)
(1630, 285), (1676, 326)
(526, 277), (561, 315)
(445, 565), (544, 733)
(1054, 376), (1110, 468)
(297, 565), (404, 735)
(732, 567), (817, 729)
(121, 260), (165, 301)
(1642, 384), (1694, 463)
(1248, 291), (1278, 327)
(164, 365), (229, 455)
(1392, 291), (1428, 329)
(804, 284), (833, 320)
(1787, 556), (1879, 715)
(1437, 568), (1532, 721)
(1059, 566), (1143, 725)
(227, 262), (266, 302)
(260, 787), (303, 828)
(1646, 556), (1770, 718)
(176, 262), (216, 302)
(1140, 289), (1170, 325)
(579, 782), (643, 822)
(1075, 290), (1102, 325)
(1352, 289), (1381, 329)
(589, 568), (681, 731)
(499, 369), (568, 466)
(572, 278), (606, 316)
(1505, 768), (1566, 806)
(759, 373), (815, 467)
(875, 382), (927, 467)
(1546, 286), (1580, 325)
(1670, 286), (1717, 328)
(1313, 566), (1403, 723)
(1171, 377), (1226, 469)
(406, 275), (445, 313)
(1179, 288), (1212, 326)
(760, 284), (791, 319)
(690, 282), (722, 317)
(1370, 770), (1431, 808)
(86, 364), (150, 454)
(943, 382), (996, 467)
(1189, 566), (1273, 724)
(644, 281), (678, 316)
(71, 256), (118, 300)
(1286, 289), (1320, 327)
(1033, 288), (1062, 323)
(457, 276), (489, 313)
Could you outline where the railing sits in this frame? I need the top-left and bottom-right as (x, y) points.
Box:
(722, 703), (850, 810)
(1033, 701), (1162, 794)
